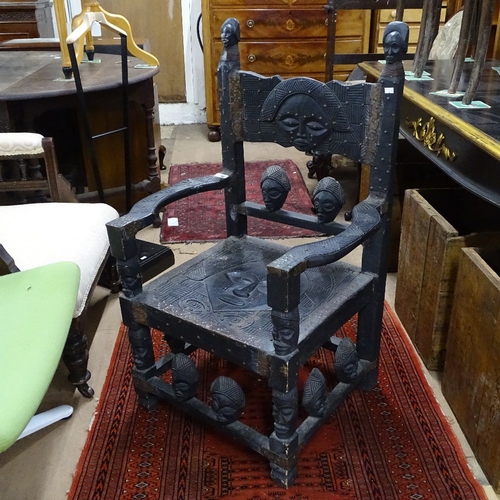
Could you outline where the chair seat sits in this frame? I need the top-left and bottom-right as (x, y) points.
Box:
(126, 236), (374, 375)
(0, 202), (118, 317)
(0, 261), (80, 452)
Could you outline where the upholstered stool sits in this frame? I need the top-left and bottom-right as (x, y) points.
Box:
(0, 261), (80, 451)
(0, 202), (119, 396)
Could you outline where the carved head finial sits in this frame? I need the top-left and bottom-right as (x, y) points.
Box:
(260, 165), (291, 211)
(312, 176), (345, 223)
(383, 21), (409, 65)
(221, 18), (240, 47)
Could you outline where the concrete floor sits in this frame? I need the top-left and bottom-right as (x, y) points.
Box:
(0, 123), (498, 499)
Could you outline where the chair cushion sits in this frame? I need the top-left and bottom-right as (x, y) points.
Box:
(0, 203), (119, 317)
(0, 261), (80, 452)
(0, 132), (44, 157)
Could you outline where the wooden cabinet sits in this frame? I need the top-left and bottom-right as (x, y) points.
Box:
(201, 0), (370, 138)
(371, 6), (447, 54)
(0, 0), (53, 42)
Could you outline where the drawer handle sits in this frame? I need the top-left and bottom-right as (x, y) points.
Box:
(247, 19), (255, 28)
(248, 54), (256, 63)
(390, 10), (396, 19)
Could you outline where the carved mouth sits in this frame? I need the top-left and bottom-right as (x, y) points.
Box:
(293, 139), (310, 151)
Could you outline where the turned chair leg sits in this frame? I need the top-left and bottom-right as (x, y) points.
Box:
(62, 316), (94, 398)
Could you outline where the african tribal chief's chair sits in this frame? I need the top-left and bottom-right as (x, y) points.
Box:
(107, 19), (407, 488)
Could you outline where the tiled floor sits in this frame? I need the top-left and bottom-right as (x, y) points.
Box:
(0, 124), (498, 499)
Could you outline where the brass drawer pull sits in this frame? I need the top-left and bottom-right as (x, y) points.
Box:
(248, 54), (256, 63)
(247, 19), (255, 28)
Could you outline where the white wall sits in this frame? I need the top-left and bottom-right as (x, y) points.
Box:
(159, 0), (206, 125)
(52, 0), (206, 125)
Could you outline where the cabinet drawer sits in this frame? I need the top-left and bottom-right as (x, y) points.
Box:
(211, 9), (327, 39)
(378, 8), (446, 23)
(214, 40), (365, 74)
(212, 0), (326, 7)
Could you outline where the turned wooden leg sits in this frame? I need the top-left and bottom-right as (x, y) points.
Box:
(207, 125), (220, 142)
(62, 315), (94, 398)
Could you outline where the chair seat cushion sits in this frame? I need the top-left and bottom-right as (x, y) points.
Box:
(0, 203), (119, 317)
(0, 132), (44, 157)
(127, 235), (374, 374)
(0, 261), (80, 452)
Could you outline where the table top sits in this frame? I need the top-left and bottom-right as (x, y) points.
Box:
(0, 51), (159, 101)
(359, 59), (500, 161)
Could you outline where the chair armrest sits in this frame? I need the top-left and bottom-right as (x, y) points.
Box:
(107, 174), (230, 260)
(267, 196), (382, 276)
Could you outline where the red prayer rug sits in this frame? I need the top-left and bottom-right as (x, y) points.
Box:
(160, 159), (316, 243)
(69, 306), (488, 500)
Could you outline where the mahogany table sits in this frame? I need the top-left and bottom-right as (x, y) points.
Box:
(0, 50), (161, 212)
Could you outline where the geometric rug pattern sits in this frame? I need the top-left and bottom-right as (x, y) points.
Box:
(68, 306), (488, 500)
(160, 159), (317, 243)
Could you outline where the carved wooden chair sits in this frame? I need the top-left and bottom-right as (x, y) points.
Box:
(0, 132), (119, 397)
(107, 19), (407, 487)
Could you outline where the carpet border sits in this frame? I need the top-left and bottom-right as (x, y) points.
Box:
(383, 305), (489, 500)
(67, 323), (129, 499)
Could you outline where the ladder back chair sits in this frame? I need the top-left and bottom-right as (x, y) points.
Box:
(107, 19), (407, 488)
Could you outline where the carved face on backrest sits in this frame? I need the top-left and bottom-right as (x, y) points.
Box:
(260, 78), (342, 153)
(383, 21), (409, 65)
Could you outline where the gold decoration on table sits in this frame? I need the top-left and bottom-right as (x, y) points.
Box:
(406, 117), (457, 161)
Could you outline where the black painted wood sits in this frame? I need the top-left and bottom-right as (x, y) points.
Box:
(107, 19), (406, 489)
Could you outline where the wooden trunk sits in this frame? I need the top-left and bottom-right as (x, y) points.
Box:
(394, 188), (500, 370)
(442, 247), (500, 493)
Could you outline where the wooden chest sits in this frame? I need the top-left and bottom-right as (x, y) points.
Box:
(442, 247), (500, 493)
(201, 0), (370, 135)
(394, 188), (500, 370)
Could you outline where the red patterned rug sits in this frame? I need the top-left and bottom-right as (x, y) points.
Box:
(69, 306), (488, 500)
(160, 159), (316, 243)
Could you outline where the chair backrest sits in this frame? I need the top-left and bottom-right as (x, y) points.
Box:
(0, 133), (77, 204)
(217, 18), (407, 258)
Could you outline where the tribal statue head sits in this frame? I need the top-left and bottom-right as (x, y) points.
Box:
(172, 353), (199, 402)
(271, 308), (300, 356)
(260, 165), (291, 212)
(220, 18), (240, 48)
(272, 387), (298, 440)
(334, 337), (359, 383)
(302, 367), (327, 417)
(383, 21), (409, 65)
(210, 376), (246, 424)
(312, 176), (345, 224)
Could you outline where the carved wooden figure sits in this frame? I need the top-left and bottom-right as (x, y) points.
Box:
(107, 18), (407, 488)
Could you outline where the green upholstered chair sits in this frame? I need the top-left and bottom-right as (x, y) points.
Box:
(0, 247), (80, 452)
